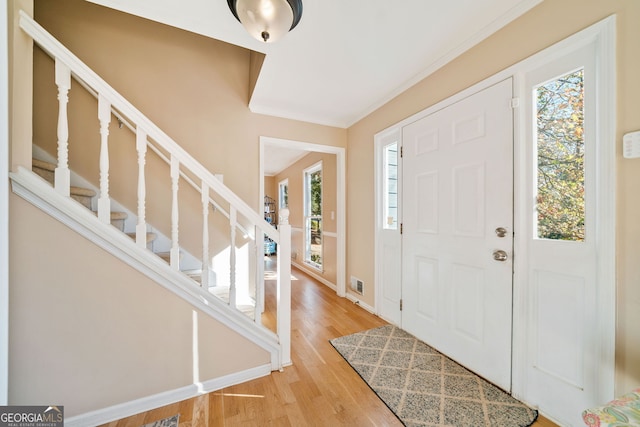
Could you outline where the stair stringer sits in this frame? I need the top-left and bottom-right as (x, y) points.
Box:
(10, 167), (282, 371)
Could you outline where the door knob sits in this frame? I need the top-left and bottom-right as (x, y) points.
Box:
(495, 227), (508, 238)
(493, 250), (508, 261)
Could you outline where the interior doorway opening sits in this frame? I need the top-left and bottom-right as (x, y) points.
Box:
(259, 137), (346, 297)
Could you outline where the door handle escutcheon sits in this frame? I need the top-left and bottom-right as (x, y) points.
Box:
(493, 250), (508, 261)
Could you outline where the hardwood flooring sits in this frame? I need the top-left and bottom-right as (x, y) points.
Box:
(100, 260), (558, 427)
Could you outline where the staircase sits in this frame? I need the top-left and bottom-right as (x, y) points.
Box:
(12, 9), (292, 374)
(33, 157), (152, 246)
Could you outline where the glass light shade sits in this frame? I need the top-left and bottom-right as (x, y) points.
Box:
(235, 0), (294, 43)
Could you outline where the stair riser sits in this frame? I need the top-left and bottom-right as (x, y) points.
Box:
(33, 166), (54, 184)
(71, 194), (92, 210)
(111, 218), (125, 232)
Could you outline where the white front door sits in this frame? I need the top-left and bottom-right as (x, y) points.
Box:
(401, 78), (514, 391)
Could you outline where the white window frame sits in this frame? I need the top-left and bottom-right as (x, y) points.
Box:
(510, 17), (616, 408)
(303, 161), (323, 271)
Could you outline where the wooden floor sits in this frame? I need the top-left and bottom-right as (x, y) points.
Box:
(100, 260), (558, 427)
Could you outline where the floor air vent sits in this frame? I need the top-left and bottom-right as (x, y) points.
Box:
(350, 276), (364, 295)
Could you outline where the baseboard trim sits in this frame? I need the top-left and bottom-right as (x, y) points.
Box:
(291, 261), (336, 291)
(290, 261), (375, 314)
(345, 293), (376, 314)
(64, 364), (272, 427)
(10, 169), (282, 369)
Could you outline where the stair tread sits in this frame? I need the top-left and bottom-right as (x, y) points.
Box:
(109, 211), (127, 220)
(92, 210), (128, 220)
(32, 158), (56, 172)
(156, 252), (171, 262)
(126, 232), (157, 243)
(32, 159), (97, 198)
(70, 186), (96, 197)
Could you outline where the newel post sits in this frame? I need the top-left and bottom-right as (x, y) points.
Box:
(277, 208), (291, 368)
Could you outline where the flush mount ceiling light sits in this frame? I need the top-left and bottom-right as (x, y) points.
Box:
(227, 0), (303, 43)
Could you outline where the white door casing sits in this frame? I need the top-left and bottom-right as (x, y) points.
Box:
(259, 137), (347, 297)
(375, 128), (402, 325)
(373, 16), (615, 425)
(401, 78), (514, 391)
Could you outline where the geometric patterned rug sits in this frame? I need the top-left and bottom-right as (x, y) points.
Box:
(141, 414), (179, 427)
(330, 325), (538, 427)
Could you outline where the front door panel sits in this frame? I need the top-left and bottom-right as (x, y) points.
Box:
(402, 78), (514, 391)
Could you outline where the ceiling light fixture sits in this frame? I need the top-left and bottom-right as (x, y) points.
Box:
(227, 0), (303, 43)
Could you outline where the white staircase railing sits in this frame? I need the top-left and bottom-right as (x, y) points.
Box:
(19, 10), (292, 367)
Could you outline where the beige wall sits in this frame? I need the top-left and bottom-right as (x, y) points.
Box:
(12, 0), (347, 414)
(274, 152), (338, 285)
(264, 176), (277, 200)
(8, 0), (33, 170)
(347, 0), (640, 394)
(8, 193), (269, 416)
(31, 0), (347, 259)
(15, 0), (639, 408)
(264, 175), (277, 211)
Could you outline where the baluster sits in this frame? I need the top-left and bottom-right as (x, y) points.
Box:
(254, 225), (264, 325)
(97, 95), (111, 224)
(54, 59), (70, 196)
(201, 182), (210, 288)
(229, 207), (237, 309)
(170, 156), (180, 270)
(277, 208), (292, 367)
(135, 129), (147, 247)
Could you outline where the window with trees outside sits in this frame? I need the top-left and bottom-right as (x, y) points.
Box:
(535, 68), (585, 242)
(304, 162), (322, 269)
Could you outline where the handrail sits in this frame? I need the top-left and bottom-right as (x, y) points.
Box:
(60, 80), (252, 239)
(19, 10), (278, 243)
(20, 9), (292, 368)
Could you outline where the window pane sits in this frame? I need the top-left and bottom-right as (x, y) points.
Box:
(384, 143), (398, 230)
(279, 182), (288, 209)
(535, 69), (585, 241)
(309, 217), (322, 266)
(304, 164), (322, 269)
(310, 170), (322, 216)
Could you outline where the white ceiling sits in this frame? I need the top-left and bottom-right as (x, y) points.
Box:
(263, 145), (310, 176)
(85, 0), (540, 174)
(87, 0), (541, 129)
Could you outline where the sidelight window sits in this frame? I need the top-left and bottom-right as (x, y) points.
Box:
(383, 142), (399, 230)
(534, 68), (585, 242)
